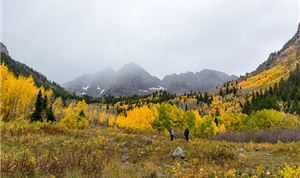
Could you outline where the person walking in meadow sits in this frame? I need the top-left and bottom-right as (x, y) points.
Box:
(184, 128), (189, 142)
(214, 117), (219, 127)
(169, 127), (175, 141)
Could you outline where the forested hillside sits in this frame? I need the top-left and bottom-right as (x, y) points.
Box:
(0, 43), (71, 99)
(243, 63), (300, 115)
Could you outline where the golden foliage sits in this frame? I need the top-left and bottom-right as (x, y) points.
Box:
(65, 100), (87, 116)
(114, 105), (158, 131)
(52, 97), (64, 120)
(278, 164), (300, 178)
(59, 100), (89, 129)
(0, 64), (50, 121)
(238, 51), (298, 91)
(60, 114), (88, 129)
(98, 112), (113, 125)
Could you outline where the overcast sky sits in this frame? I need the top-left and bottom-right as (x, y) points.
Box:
(2, 0), (300, 83)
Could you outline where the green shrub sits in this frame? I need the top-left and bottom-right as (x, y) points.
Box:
(222, 112), (247, 131)
(246, 109), (300, 129)
(193, 115), (218, 137)
(0, 119), (49, 135)
(152, 103), (186, 131)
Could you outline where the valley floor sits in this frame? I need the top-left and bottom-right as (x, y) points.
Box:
(1, 125), (300, 177)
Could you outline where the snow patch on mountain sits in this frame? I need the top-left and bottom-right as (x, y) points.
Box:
(82, 85), (90, 91)
(139, 89), (149, 93)
(100, 89), (105, 95)
(149, 86), (165, 91)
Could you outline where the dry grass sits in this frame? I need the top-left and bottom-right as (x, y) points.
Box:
(1, 123), (300, 177)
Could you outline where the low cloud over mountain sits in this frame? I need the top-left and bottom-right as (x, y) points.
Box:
(64, 63), (237, 97)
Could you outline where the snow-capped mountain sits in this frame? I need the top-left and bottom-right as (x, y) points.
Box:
(63, 63), (164, 97)
(63, 63), (237, 97)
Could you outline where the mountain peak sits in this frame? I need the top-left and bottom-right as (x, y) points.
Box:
(200, 69), (222, 73)
(118, 63), (148, 75)
(122, 62), (143, 69)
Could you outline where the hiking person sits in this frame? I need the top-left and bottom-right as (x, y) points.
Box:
(169, 127), (175, 141)
(214, 117), (219, 127)
(184, 128), (189, 142)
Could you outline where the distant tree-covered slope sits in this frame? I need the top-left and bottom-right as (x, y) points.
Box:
(242, 63), (300, 115)
(0, 43), (71, 99)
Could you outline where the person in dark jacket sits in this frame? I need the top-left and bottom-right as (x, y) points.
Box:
(214, 117), (219, 127)
(169, 127), (175, 141)
(184, 128), (190, 142)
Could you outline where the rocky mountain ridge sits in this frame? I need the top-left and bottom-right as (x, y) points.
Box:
(64, 63), (237, 97)
(248, 23), (300, 77)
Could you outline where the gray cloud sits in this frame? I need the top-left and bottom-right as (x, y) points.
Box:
(2, 0), (299, 83)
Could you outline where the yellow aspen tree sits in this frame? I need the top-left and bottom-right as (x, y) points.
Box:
(52, 97), (65, 120)
(0, 64), (41, 121)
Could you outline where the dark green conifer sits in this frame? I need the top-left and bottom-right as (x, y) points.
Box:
(31, 90), (44, 122)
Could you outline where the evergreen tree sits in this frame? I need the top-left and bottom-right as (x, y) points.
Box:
(31, 90), (44, 121)
(199, 93), (203, 102)
(225, 83), (230, 94)
(79, 110), (86, 118)
(43, 95), (48, 110)
(219, 89), (224, 97)
(47, 105), (56, 122)
(203, 92), (209, 104)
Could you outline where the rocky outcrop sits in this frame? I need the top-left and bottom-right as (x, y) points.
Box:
(249, 22), (300, 77)
(0, 42), (9, 55)
(172, 147), (185, 159)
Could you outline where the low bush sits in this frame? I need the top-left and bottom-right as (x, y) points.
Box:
(246, 109), (300, 129)
(60, 114), (89, 129)
(210, 128), (300, 143)
(0, 119), (49, 136)
(278, 164), (300, 178)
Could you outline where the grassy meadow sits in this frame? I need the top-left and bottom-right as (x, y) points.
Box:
(1, 122), (300, 178)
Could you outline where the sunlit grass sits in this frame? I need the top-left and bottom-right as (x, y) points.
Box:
(1, 122), (299, 177)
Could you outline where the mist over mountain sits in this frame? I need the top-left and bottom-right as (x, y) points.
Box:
(163, 69), (238, 94)
(64, 63), (237, 97)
